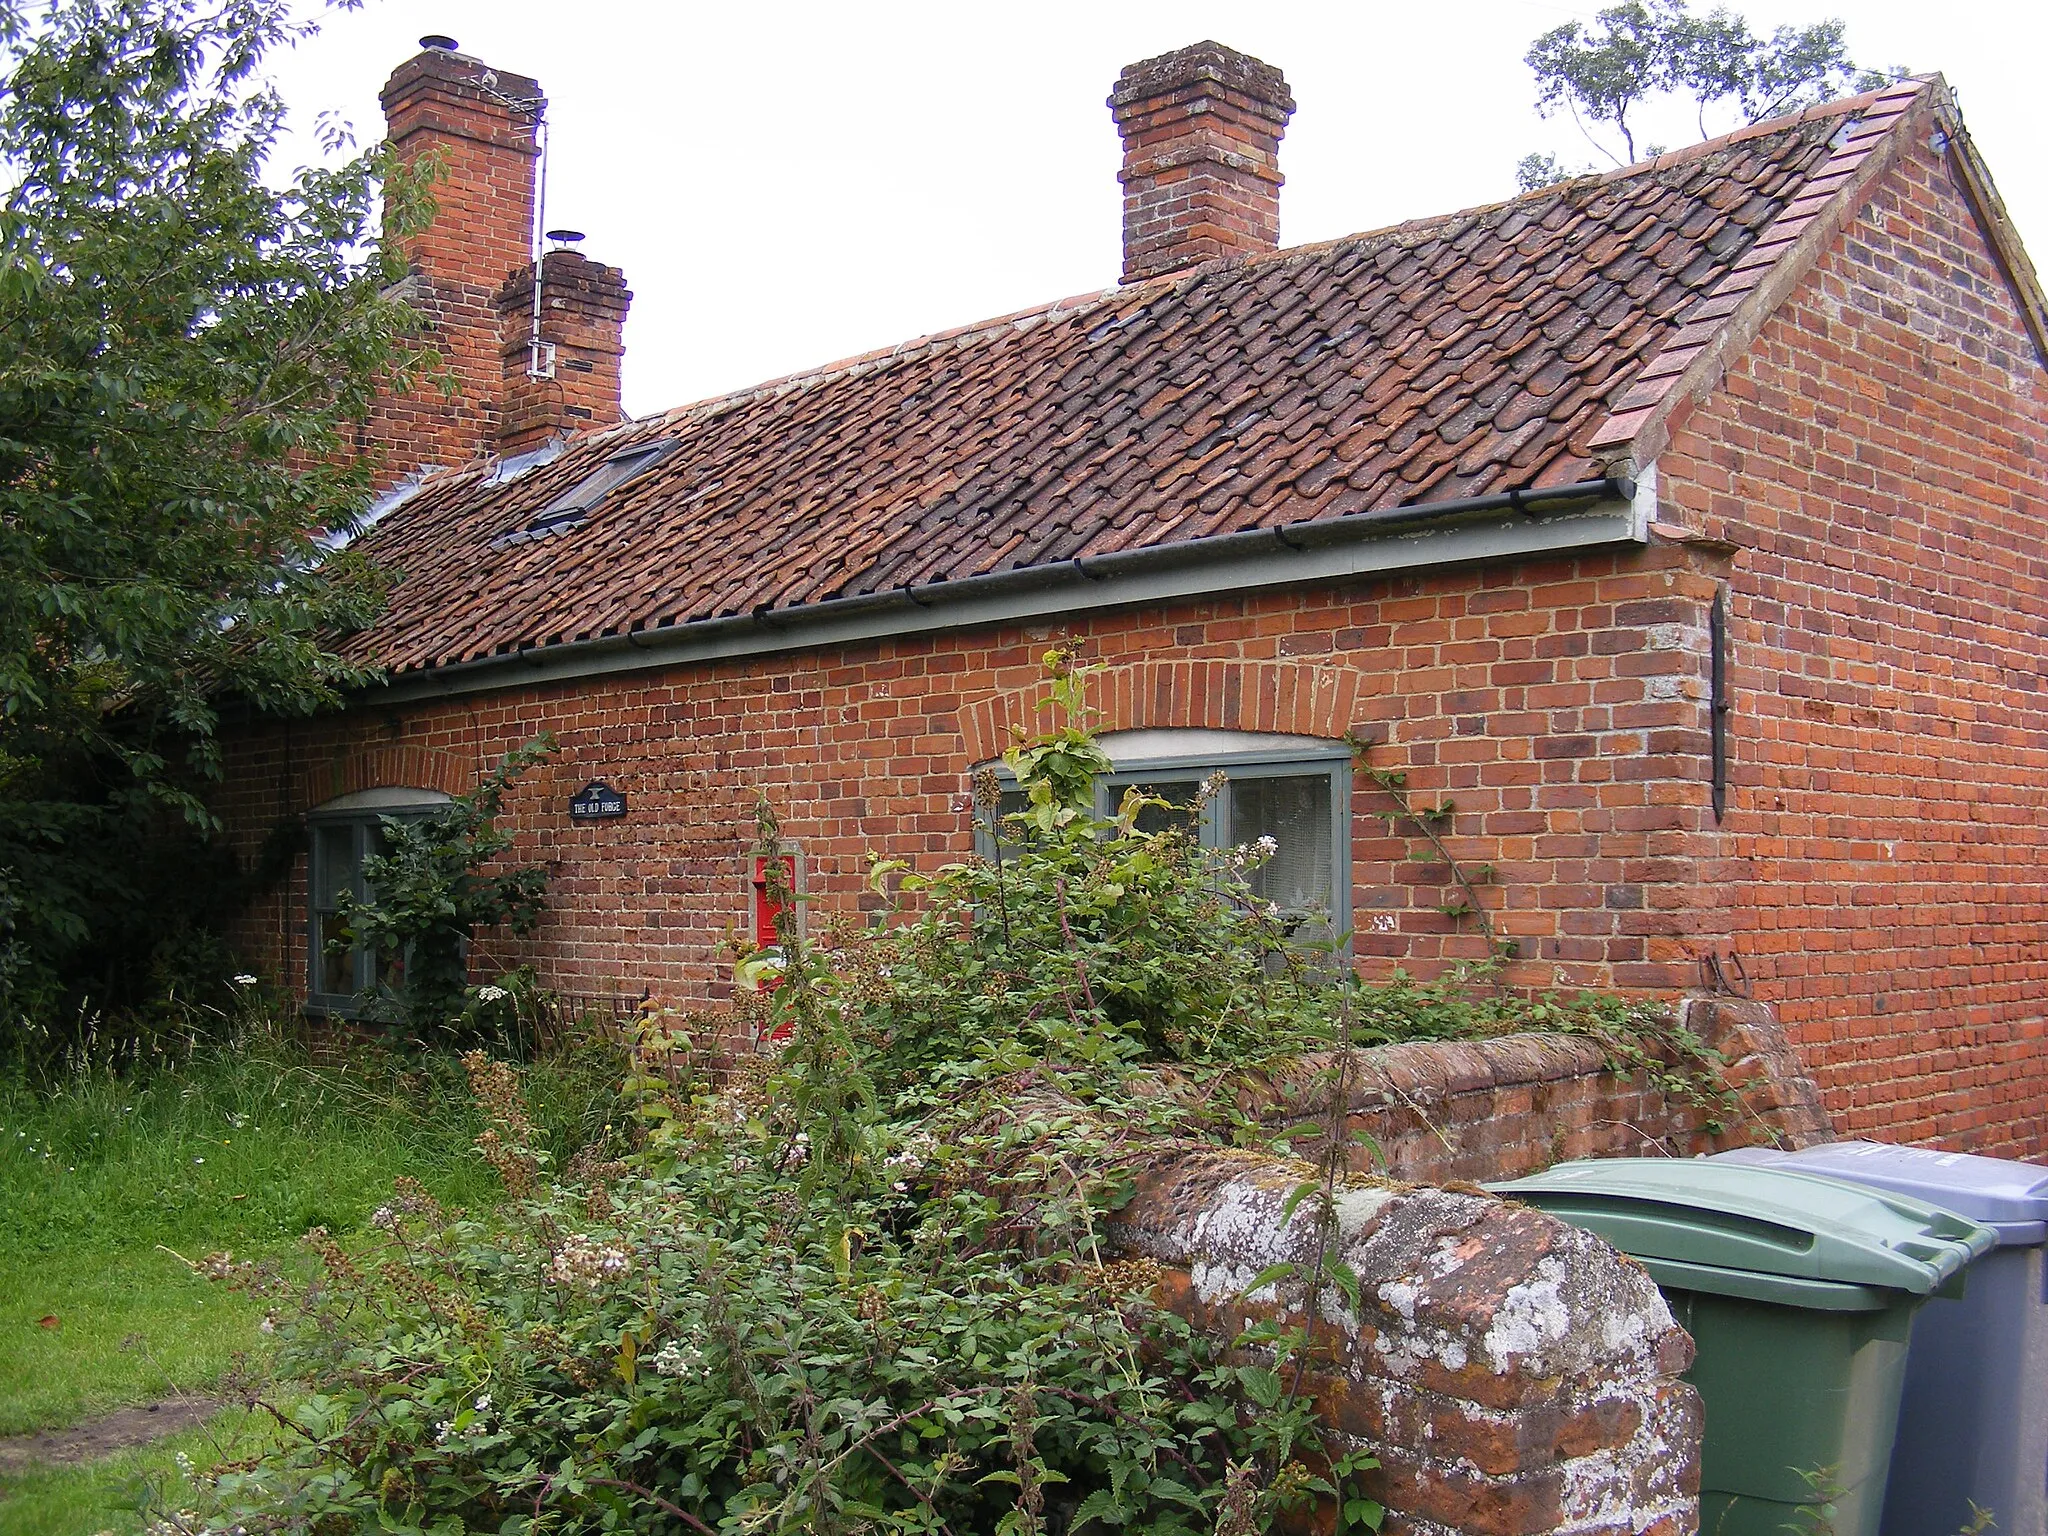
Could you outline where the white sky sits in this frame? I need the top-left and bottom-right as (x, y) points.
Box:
(266, 0), (2047, 419)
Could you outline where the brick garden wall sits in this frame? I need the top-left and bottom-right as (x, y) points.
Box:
(1141, 998), (1831, 1187)
(1662, 130), (2048, 1157)
(986, 1080), (1706, 1536)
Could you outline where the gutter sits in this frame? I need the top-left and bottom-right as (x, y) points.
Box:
(364, 474), (1639, 704)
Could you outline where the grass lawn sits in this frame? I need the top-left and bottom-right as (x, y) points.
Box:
(0, 1018), (620, 1535)
(0, 1411), (267, 1536)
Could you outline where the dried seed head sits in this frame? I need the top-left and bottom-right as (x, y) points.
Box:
(972, 765), (1003, 811)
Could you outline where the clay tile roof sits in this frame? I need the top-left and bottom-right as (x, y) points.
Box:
(345, 90), (1898, 680)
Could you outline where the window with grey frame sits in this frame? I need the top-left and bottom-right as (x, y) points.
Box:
(305, 792), (448, 1014)
(975, 744), (1353, 943)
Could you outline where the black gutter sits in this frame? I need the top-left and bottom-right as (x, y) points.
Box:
(366, 474), (1633, 697)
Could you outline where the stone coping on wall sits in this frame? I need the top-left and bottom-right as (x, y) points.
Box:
(984, 1080), (1704, 1535)
(1133, 995), (1832, 1186)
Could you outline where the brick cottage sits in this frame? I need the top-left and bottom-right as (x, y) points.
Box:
(222, 38), (2048, 1159)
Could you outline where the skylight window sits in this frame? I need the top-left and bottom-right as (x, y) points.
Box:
(507, 438), (677, 543)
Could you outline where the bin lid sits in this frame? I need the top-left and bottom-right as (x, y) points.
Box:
(1489, 1158), (1997, 1304)
(1715, 1141), (2048, 1247)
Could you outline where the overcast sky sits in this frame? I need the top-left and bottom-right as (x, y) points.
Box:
(267, 1), (2046, 419)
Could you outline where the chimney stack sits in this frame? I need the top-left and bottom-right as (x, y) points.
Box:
(367, 40), (630, 486)
(1108, 42), (1295, 285)
(495, 247), (633, 455)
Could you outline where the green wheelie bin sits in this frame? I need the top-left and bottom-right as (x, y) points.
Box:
(1489, 1158), (1995, 1536)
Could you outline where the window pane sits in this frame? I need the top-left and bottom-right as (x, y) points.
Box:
(313, 824), (356, 910)
(978, 788), (1032, 857)
(531, 444), (667, 529)
(313, 913), (353, 996)
(1230, 774), (1334, 916)
(1113, 778), (1203, 836)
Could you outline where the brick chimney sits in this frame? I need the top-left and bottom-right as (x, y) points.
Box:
(366, 40), (631, 486)
(494, 245), (633, 455)
(1108, 42), (1295, 285)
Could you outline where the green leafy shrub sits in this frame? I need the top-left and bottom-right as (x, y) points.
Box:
(173, 652), (1734, 1536)
(332, 738), (554, 1037)
(193, 1055), (1349, 1536)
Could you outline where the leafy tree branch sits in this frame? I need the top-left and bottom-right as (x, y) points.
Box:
(1517, 0), (1904, 189)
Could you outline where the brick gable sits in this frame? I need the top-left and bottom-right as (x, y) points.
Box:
(1664, 125), (2048, 1156)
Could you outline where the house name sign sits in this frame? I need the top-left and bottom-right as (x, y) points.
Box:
(569, 781), (627, 821)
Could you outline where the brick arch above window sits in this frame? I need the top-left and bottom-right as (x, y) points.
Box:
(291, 742), (475, 813)
(955, 659), (1362, 765)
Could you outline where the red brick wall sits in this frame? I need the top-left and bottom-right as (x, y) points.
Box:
(219, 548), (1722, 1011)
(1663, 133), (2048, 1156)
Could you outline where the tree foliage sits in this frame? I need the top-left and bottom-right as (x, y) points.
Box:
(1519, 0), (1901, 185)
(0, 0), (428, 1029)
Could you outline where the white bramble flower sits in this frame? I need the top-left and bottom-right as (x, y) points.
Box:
(1254, 835), (1278, 857)
(884, 1132), (937, 1171)
(369, 1205), (396, 1230)
(649, 1340), (704, 1378)
(548, 1233), (631, 1290)
(230, 974), (258, 987)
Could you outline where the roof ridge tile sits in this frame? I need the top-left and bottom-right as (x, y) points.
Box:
(1585, 78), (1937, 452)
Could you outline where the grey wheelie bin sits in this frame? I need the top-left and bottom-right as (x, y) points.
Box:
(1491, 1158), (1995, 1536)
(1717, 1141), (2048, 1536)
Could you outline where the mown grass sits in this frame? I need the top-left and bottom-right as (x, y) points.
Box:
(0, 1009), (624, 1533)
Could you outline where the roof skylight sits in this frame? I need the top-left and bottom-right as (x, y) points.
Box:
(504, 438), (677, 544)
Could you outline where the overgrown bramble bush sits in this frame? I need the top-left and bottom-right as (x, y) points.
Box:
(192, 1048), (1349, 1536)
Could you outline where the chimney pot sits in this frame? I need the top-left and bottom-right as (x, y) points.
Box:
(418, 34), (459, 51)
(1108, 40), (1294, 284)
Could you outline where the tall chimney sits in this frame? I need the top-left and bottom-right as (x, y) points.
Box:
(1108, 42), (1295, 285)
(494, 245), (633, 455)
(369, 40), (544, 485)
